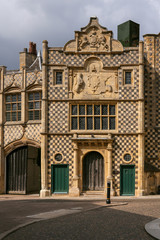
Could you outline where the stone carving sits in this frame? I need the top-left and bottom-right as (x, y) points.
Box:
(87, 65), (112, 94)
(73, 73), (85, 93)
(64, 17), (123, 53)
(78, 27), (109, 51)
(72, 60), (118, 99)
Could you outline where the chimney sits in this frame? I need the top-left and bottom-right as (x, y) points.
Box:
(19, 42), (37, 70)
(29, 42), (37, 55)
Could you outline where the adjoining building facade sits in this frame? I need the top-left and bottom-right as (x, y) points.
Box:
(0, 17), (160, 197)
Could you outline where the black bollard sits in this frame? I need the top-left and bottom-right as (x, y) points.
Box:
(106, 181), (111, 204)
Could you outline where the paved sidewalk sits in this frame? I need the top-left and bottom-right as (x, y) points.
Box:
(1, 193), (160, 201)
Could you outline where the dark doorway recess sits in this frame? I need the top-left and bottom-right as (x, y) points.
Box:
(6, 146), (41, 194)
(83, 151), (104, 191)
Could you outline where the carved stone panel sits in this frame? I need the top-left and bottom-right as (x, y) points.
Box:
(64, 17), (123, 53)
(72, 59), (118, 99)
(78, 27), (110, 52)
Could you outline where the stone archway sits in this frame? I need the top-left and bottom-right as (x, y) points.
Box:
(83, 151), (104, 191)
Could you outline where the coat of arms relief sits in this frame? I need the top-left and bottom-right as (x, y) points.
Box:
(78, 27), (110, 52)
(72, 60), (118, 99)
(64, 17), (123, 53)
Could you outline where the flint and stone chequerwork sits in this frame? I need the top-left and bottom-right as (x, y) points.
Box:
(0, 18), (160, 197)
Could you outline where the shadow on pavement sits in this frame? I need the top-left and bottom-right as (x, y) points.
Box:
(3, 207), (156, 240)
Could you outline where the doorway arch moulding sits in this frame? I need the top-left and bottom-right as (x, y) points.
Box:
(4, 137), (40, 157)
(69, 133), (114, 197)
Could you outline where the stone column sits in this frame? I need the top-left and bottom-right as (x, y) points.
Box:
(68, 69), (73, 99)
(40, 40), (50, 197)
(107, 139), (114, 196)
(69, 140), (80, 197)
(21, 67), (26, 123)
(0, 67), (5, 193)
(138, 41), (145, 196)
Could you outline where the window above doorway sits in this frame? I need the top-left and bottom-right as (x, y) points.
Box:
(123, 153), (133, 163)
(70, 104), (116, 131)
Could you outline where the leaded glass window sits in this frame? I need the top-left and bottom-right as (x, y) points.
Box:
(28, 92), (42, 120)
(124, 154), (132, 162)
(72, 117), (77, 129)
(79, 105), (85, 115)
(56, 72), (62, 85)
(87, 105), (92, 115)
(125, 71), (132, 84)
(87, 117), (93, 130)
(5, 93), (21, 121)
(71, 104), (116, 130)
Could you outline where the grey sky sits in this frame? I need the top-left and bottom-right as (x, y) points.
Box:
(0, 0), (160, 70)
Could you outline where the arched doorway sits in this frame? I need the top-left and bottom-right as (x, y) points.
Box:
(83, 151), (104, 191)
(6, 146), (41, 194)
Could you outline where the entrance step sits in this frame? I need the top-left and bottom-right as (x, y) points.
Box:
(81, 191), (104, 197)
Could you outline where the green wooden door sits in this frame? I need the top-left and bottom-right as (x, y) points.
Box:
(120, 165), (135, 196)
(51, 164), (69, 193)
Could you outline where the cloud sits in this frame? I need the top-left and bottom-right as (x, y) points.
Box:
(0, 0), (160, 69)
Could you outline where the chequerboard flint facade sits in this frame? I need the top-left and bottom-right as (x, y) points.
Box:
(0, 17), (160, 197)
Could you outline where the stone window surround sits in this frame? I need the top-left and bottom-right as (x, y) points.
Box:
(27, 91), (42, 121)
(54, 152), (64, 163)
(122, 152), (133, 163)
(4, 89), (21, 123)
(52, 67), (65, 86)
(26, 85), (42, 123)
(121, 66), (137, 87)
